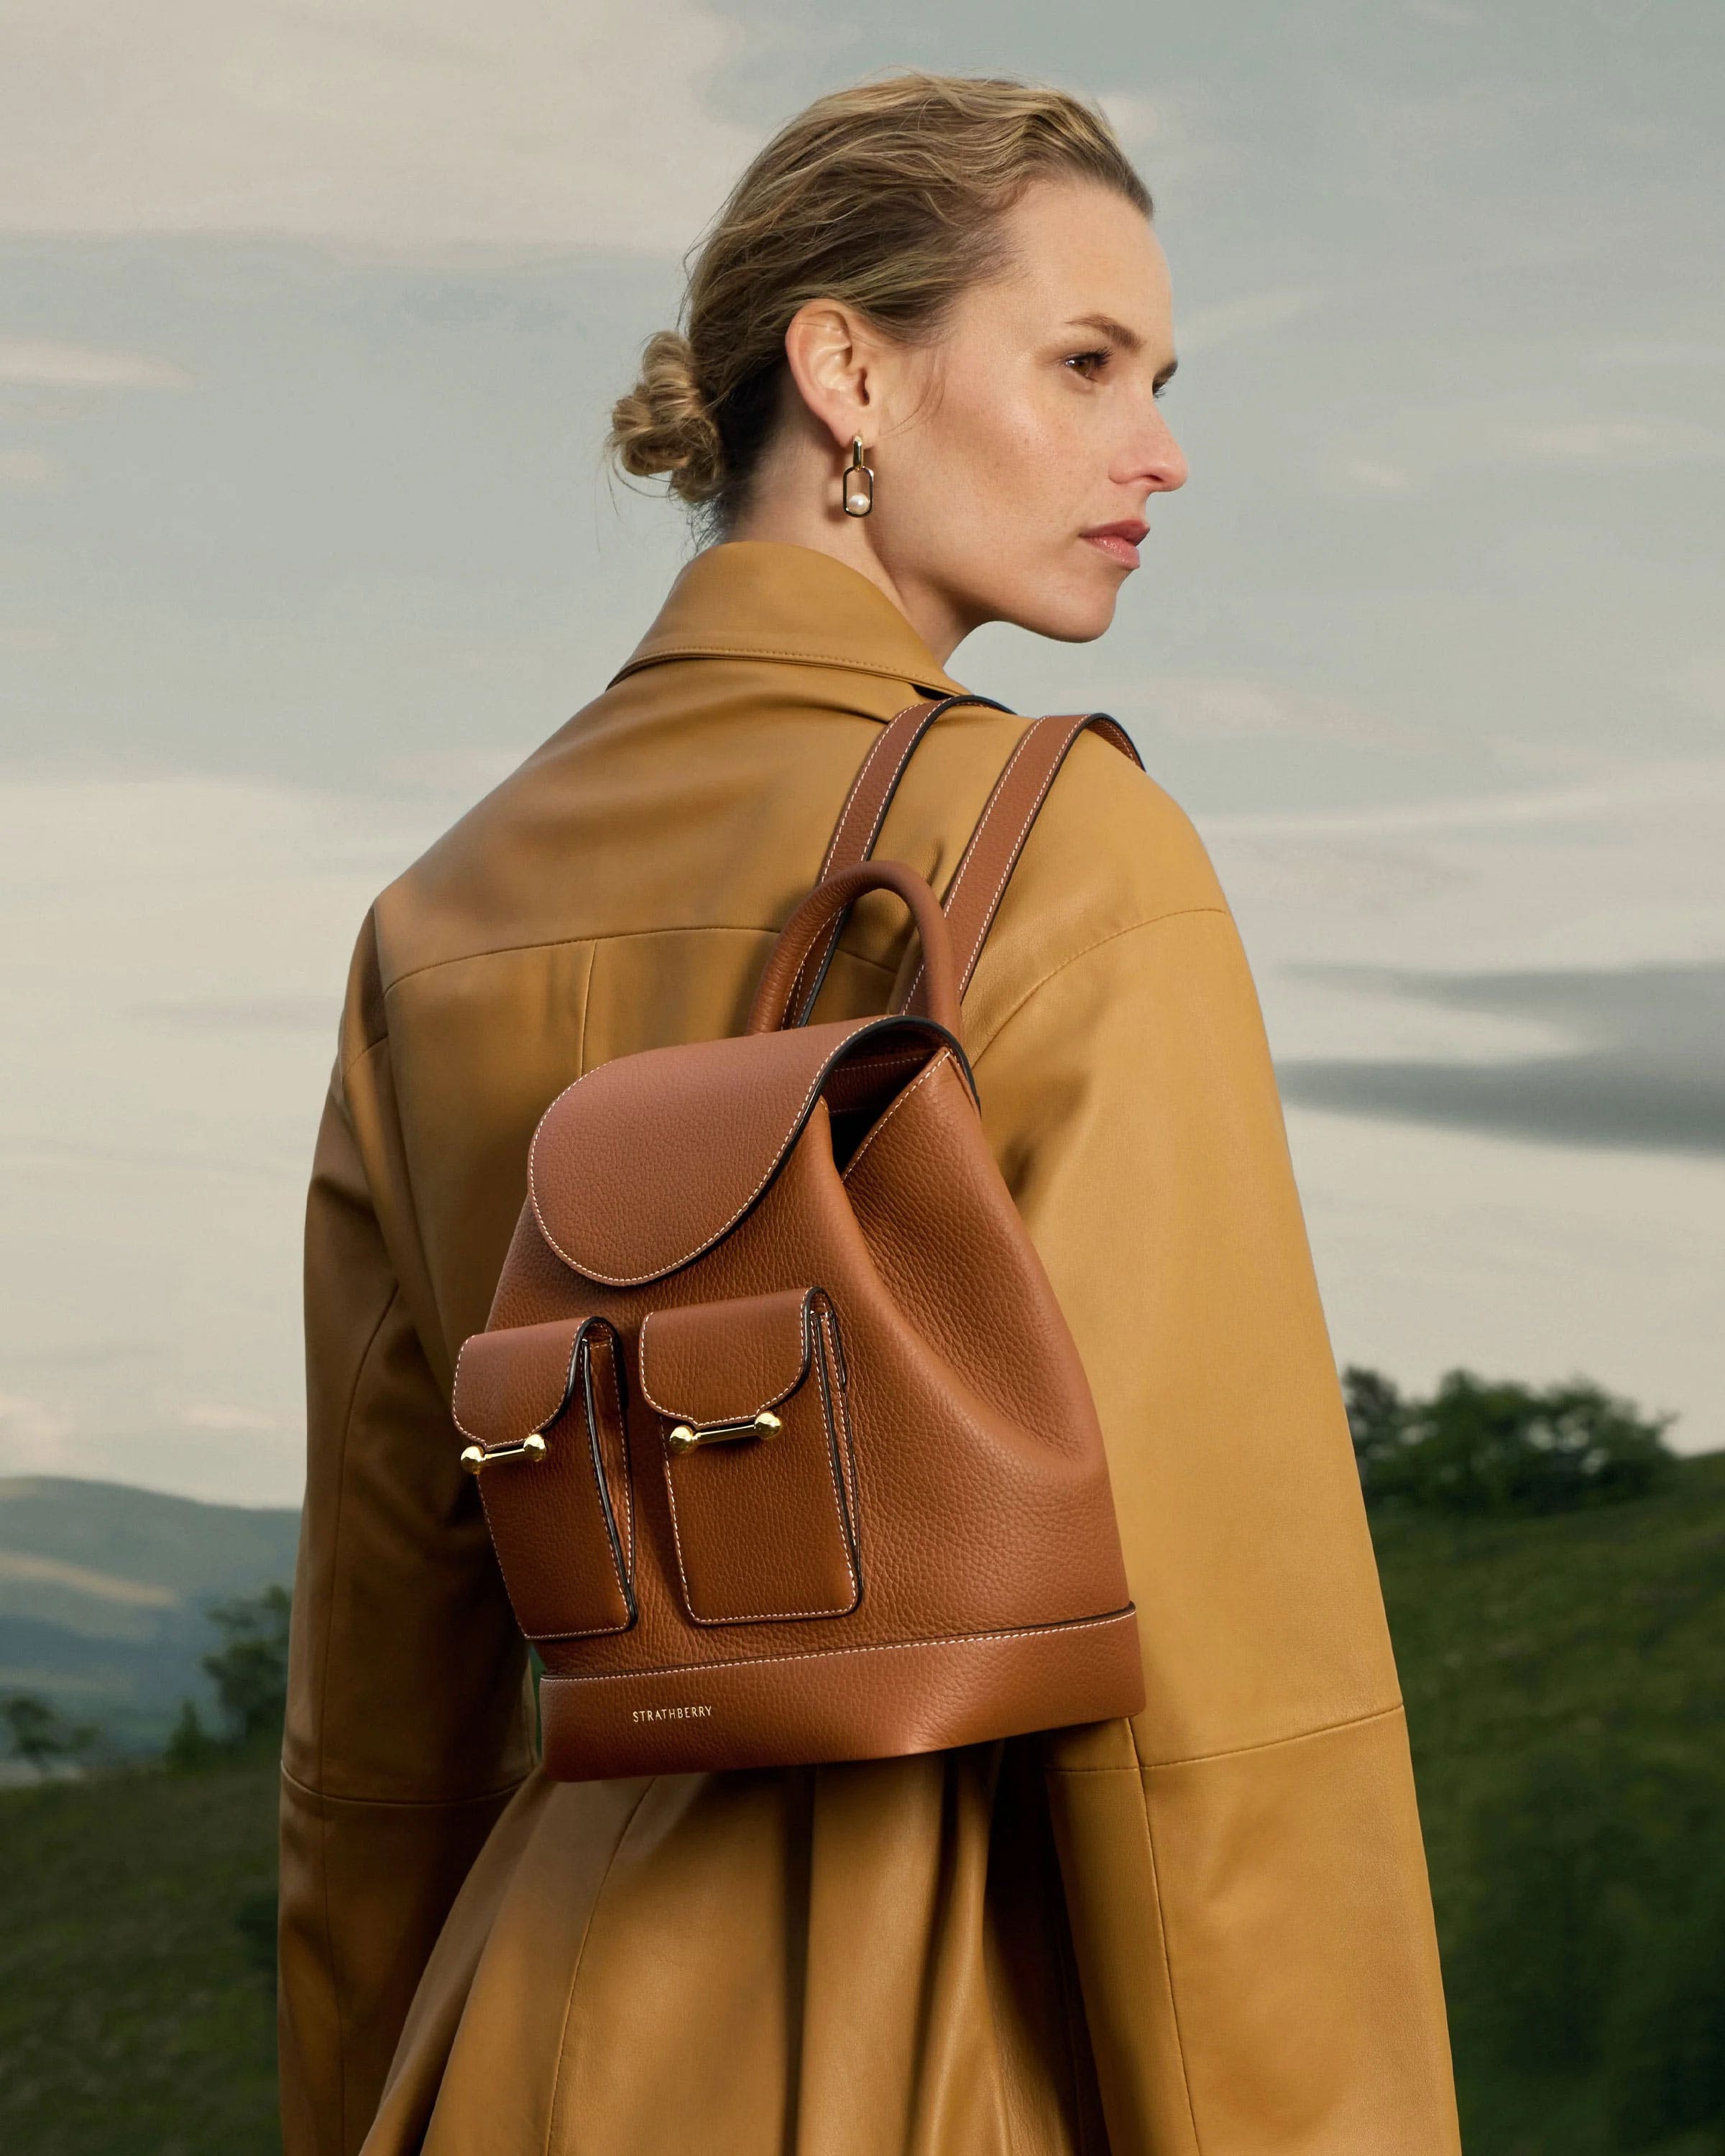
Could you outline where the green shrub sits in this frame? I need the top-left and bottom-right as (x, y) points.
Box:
(1344, 1367), (1675, 1516)
(202, 1583), (292, 1747)
(0, 1692), (96, 1776)
(165, 1584), (293, 1772)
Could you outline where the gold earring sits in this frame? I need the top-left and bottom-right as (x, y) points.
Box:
(842, 436), (874, 517)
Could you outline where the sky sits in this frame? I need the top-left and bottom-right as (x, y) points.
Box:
(1, 0), (1721, 1506)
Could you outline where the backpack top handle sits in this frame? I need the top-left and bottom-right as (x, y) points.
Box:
(785, 694), (1011, 1026)
(746, 859), (962, 1042)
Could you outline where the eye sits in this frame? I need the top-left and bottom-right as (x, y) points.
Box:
(1064, 346), (1112, 379)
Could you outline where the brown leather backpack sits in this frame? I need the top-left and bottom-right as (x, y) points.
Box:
(451, 697), (1147, 1779)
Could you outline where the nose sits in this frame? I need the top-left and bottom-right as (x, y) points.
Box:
(1136, 405), (1188, 494)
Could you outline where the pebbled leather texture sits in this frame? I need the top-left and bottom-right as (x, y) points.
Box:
(528, 1010), (960, 1286)
(638, 1284), (816, 1424)
(465, 855), (1144, 1775)
(451, 1317), (634, 1639)
(651, 1289), (862, 1627)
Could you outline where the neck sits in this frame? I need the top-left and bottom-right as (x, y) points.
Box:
(727, 461), (972, 668)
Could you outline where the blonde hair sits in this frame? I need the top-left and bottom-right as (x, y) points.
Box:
(606, 71), (1151, 537)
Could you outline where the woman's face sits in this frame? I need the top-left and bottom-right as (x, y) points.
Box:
(871, 178), (1186, 650)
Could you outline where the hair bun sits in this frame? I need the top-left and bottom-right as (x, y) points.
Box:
(607, 330), (725, 505)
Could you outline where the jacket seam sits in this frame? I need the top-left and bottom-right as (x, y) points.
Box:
(335, 1026), (388, 1090)
(1042, 1697), (1408, 1777)
(378, 921), (897, 1002)
(967, 907), (1229, 1072)
(608, 643), (967, 694)
(306, 1273), (398, 2154)
(576, 937), (594, 1079)
(1141, 1779), (1204, 2152)
(280, 1761), (529, 1810)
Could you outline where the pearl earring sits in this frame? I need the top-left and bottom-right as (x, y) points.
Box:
(842, 436), (874, 517)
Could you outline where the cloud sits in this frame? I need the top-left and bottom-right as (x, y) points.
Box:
(0, 338), (193, 390)
(1664, 652), (1725, 720)
(1340, 457), (1417, 493)
(1583, 339), (1725, 370)
(1172, 285), (1325, 356)
(1115, 673), (1411, 747)
(1493, 416), (1725, 464)
(182, 1404), (298, 1435)
(1096, 85), (1242, 197)
(129, 997), (339, 1034)
(1208, 753), (1725, 839)
(1331, 405), (1725, 494)
(0, 448), (55, 489)
(1279, 963), (1725, 1156)
(0, 0), (757, 259)
(0, 1394), (75, 1475)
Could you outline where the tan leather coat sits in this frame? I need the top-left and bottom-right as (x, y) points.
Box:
(280, 538), (1462, 2155)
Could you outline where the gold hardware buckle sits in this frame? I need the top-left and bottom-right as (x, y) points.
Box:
(459, 1431), (548, 1476)
(666, 1410), (782, 1457)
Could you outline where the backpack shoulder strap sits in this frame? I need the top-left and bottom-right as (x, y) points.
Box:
(788, 694), (1143, 1028)
(786, 692), (1012, 1023)
(896, 710), (1144, 1021)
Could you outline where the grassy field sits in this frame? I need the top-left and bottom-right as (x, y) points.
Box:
(1, 1450), (1721, 2155)
(1381, 1447), (1725, 2155)
(0, 1755), (280, 2156)
(1382, 1447), (1725, 1899)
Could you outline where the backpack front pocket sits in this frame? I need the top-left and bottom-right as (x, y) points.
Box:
(640, 1286), (861, 1625)
(452, 1314), (635, 1639)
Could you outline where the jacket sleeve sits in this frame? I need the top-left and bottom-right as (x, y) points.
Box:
(968, 898), (1463, 2155)
(278, 918), (537, 2156)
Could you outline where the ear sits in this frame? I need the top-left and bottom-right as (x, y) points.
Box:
(782, 298), (886, 453)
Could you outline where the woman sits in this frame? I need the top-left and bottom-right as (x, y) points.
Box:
(280, 73), (1462, 2156)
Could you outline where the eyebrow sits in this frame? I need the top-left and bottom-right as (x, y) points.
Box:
(1067, 312), (1179, 389)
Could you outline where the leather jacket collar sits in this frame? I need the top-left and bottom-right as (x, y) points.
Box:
(607, 539), (974, 699)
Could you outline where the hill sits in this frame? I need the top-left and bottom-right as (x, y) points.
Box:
(0, 1478), (300, 1756)
(0, 1454), (1721, 2155)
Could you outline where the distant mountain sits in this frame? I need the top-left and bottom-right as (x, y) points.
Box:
(0, 1478), (300, 1755)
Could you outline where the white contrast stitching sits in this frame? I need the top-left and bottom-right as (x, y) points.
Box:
(450, 1325), (579, 1447)
(906, 715), (1075, 1010)
(527, 1026), (868, 1286)
(541, 1606), (1137, 1684)
(589, 1331), (633, 1613)
(656, 1358), (860, 1625)
(597, 1329), (634, 1581)
(789, 702), (936, 1018)
(839, 1049), (953, 1184)
(818, 1307), (862, 1551)
(463, 1319), (636, 1641)
(635, 1294), (814, 1427)
(809, 1321), (861, 1607)
(820, 699), (931, 877)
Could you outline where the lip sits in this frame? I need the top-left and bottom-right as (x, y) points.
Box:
(1080, 519), (1149, 570)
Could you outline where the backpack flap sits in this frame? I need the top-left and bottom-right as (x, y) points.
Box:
(451, 1315), (635, 1639)
(638, 1287), (861, 1626)
(528, 1012), (967, 1289)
